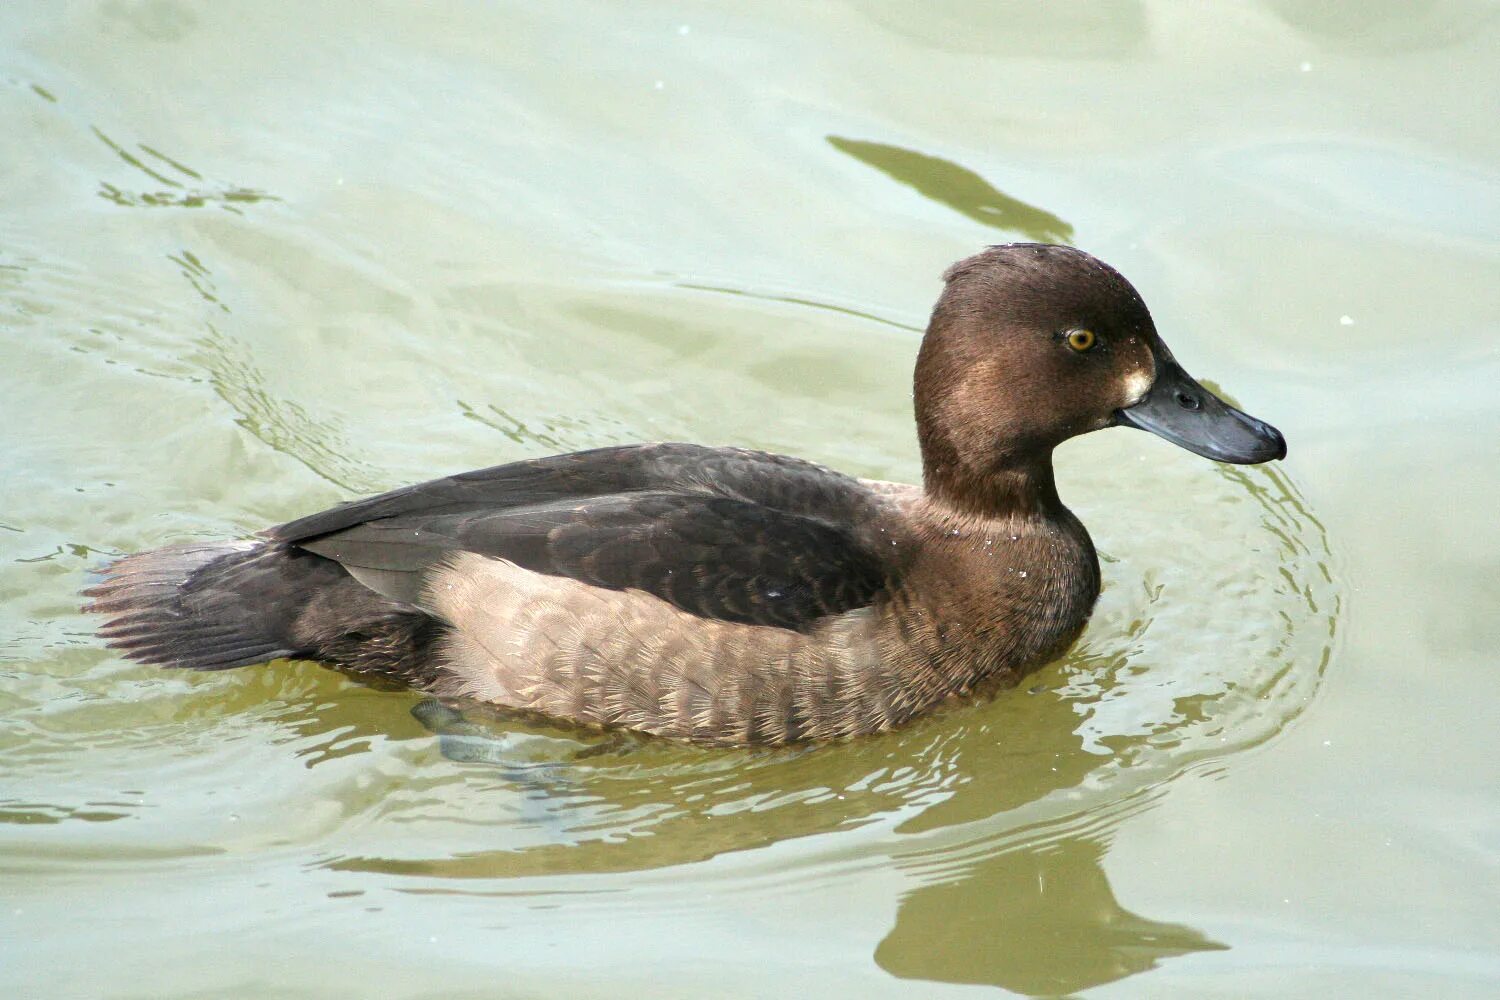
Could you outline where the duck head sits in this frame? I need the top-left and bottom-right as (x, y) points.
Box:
(915, 244), (1285, 513)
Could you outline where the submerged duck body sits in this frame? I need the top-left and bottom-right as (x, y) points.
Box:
(86, 245), (1285, 745)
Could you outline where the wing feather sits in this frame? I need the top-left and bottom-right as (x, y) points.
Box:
(275, 444), (899, 631)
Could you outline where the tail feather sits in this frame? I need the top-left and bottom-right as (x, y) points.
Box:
(86, 538), (443, 683)
(84, 542), (301, 670)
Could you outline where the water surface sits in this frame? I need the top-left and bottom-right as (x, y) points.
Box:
(3, 2), (1497, 997)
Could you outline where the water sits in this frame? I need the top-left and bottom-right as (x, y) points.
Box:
(3, 2), (1498, 997)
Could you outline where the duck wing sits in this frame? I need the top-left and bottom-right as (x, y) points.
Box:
(268, 443), (897, 631)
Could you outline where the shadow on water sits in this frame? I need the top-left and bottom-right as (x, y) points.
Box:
(828, 136), (1074, 243)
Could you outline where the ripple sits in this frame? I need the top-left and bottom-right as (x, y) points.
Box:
(193, 324), (385, 493)
(92, 126), (278, 214)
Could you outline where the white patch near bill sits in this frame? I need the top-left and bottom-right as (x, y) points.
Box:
(1123, 369), (1153, 406)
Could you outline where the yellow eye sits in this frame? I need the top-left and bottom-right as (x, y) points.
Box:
(1067, 329), (1097, 352)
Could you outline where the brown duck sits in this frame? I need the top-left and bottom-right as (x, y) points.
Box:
(86, 244), (1286, 745)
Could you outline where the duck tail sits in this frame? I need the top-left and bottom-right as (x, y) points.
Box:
(83, 540), (317, 671)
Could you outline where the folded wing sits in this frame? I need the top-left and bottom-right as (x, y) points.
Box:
(269, 444), (896, 631)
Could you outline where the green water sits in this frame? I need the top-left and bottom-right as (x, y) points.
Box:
(3, 2), (1497, 997)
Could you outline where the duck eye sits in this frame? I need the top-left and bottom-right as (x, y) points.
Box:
(1067, 329), (1097, 352)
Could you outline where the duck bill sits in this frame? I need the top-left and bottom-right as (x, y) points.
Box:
(1115, 361), (1286, 464)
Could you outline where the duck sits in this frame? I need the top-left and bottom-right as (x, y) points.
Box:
(85, 244), (1286, 746)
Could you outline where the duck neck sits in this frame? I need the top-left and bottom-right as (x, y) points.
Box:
(920, 447), (1066, 525)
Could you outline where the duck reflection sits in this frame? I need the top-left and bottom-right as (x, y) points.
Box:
(876, 835), (1226, 995)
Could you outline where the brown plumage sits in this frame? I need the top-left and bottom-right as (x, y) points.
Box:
(84, 244), (1286, 745)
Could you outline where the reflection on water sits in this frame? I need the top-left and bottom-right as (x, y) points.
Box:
(99, 0), (201, 44)
(325, 699), (946, 877)
(0, 800), (133, 825)
(829, 136), (1074, 242)
(93, 127), (275, 213)
(877, 836), (1227, 995)
(1264, 0), (1496, 54)
(168, 250), (229, 315)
